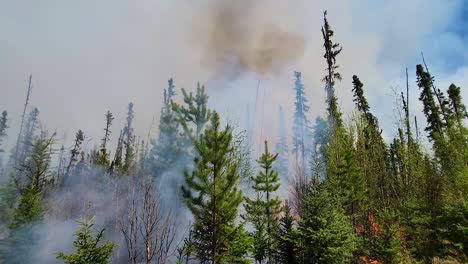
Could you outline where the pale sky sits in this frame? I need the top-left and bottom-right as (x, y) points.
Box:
(1, 0), (467, 154)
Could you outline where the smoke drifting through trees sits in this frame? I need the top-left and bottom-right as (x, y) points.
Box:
(0, 2), (467, 264)
(193, 0), (306, 78)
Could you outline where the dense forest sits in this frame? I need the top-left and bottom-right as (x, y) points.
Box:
(0, 11), (467, 264)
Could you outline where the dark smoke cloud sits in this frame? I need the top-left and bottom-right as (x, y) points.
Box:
(193, 0), (306, 77)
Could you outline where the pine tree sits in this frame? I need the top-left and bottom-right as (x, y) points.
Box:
(292, 71), (312, 170)
(172, 83), (212, 141)
(56, 211), (117, 264)
(244, 193), (268, 263)
(181, 112), (244, 264)
(297, 181), (357, 264)
(246, 141), (282, 262)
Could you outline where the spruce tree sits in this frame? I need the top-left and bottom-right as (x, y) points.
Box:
(56, 212), (116, 264)
(352, 75), (391, 206)
(310, 116), (328, 178)
(274, 106), (289, 183)
(321, 10), (343, 128)
(447, 84), (467, 129)
(275, 202), (298, 264)
(297, 181), (357, 264)
(416, 64), (444, 144)
(0, 110), (7, 152)
(95, 111), (114, 167)
(148, 79), (186, 177)
(66, 130), (85, 177)
(16, 107), (40, 165)
(181, 112), (244, 264)
(111, 130), (124, 174)
(292, 71), (312, 170)
(123, 102), (135, 173)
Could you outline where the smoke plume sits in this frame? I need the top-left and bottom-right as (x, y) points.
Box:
(193, 0), (306, 78)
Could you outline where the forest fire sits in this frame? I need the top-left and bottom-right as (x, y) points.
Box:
(0, 1), (467, 264)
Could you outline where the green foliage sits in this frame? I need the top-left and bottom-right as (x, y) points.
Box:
(66, 130), (85, 176)
(437, 201), (468, 261)
(243, 193), (267, 263)
(95, 111), (114, 167)
(416, 64), (444, 143)
(182, 112), (243, 263)
(10, 185), (42, 229)
(321, 11), (343, 128)
(245, 141), (282, 262)
(56, 214), (117, 264)
(0, 175), (17, 225)
(297, 181), (357, 264)
(275, 203), (298, 264)
(172, 83), (212, 141)
(223, 225), (252, 264)
(359, 211), (406, 264)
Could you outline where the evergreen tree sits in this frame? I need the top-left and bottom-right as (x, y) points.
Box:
(56, 212), (117, 264)
(416, 64), (444, 144)
(447, 84), (467, 129)
(181, 112), (244, 264)
(297, 181), (357, 264)
(0, 110), (7, 152)
(95, 111), (114, 167)
(247, 141), (282, 262)
(274, 106), (289, 183)
(163, 78), (176, 111)
(244, 193), (268, 263)
(321, 11), (343, 128)
(10, 133), (54, 229)
(66, 130), (85, 177)
(0, 175), (16, 225)
(123, 102), (135, 173)
(148, 79), (186, 177)
(292, 71), (312, 170)
(352, 75), (391, 207)
(310, 117), (328, 178)
(275, 202), (298, 264)
(111, 130), (124, 174)
(16, 107), (40, 165)
(172, 83), (212, 141)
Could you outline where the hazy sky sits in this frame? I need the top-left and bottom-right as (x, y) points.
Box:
(1, 0), (467, 153)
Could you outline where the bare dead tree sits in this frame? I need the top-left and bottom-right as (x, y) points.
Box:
(119, 176), (177, 264)
(14, 75), (33, 164)
(119, 186), (139, 264)
(139, 177), (177, 264)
